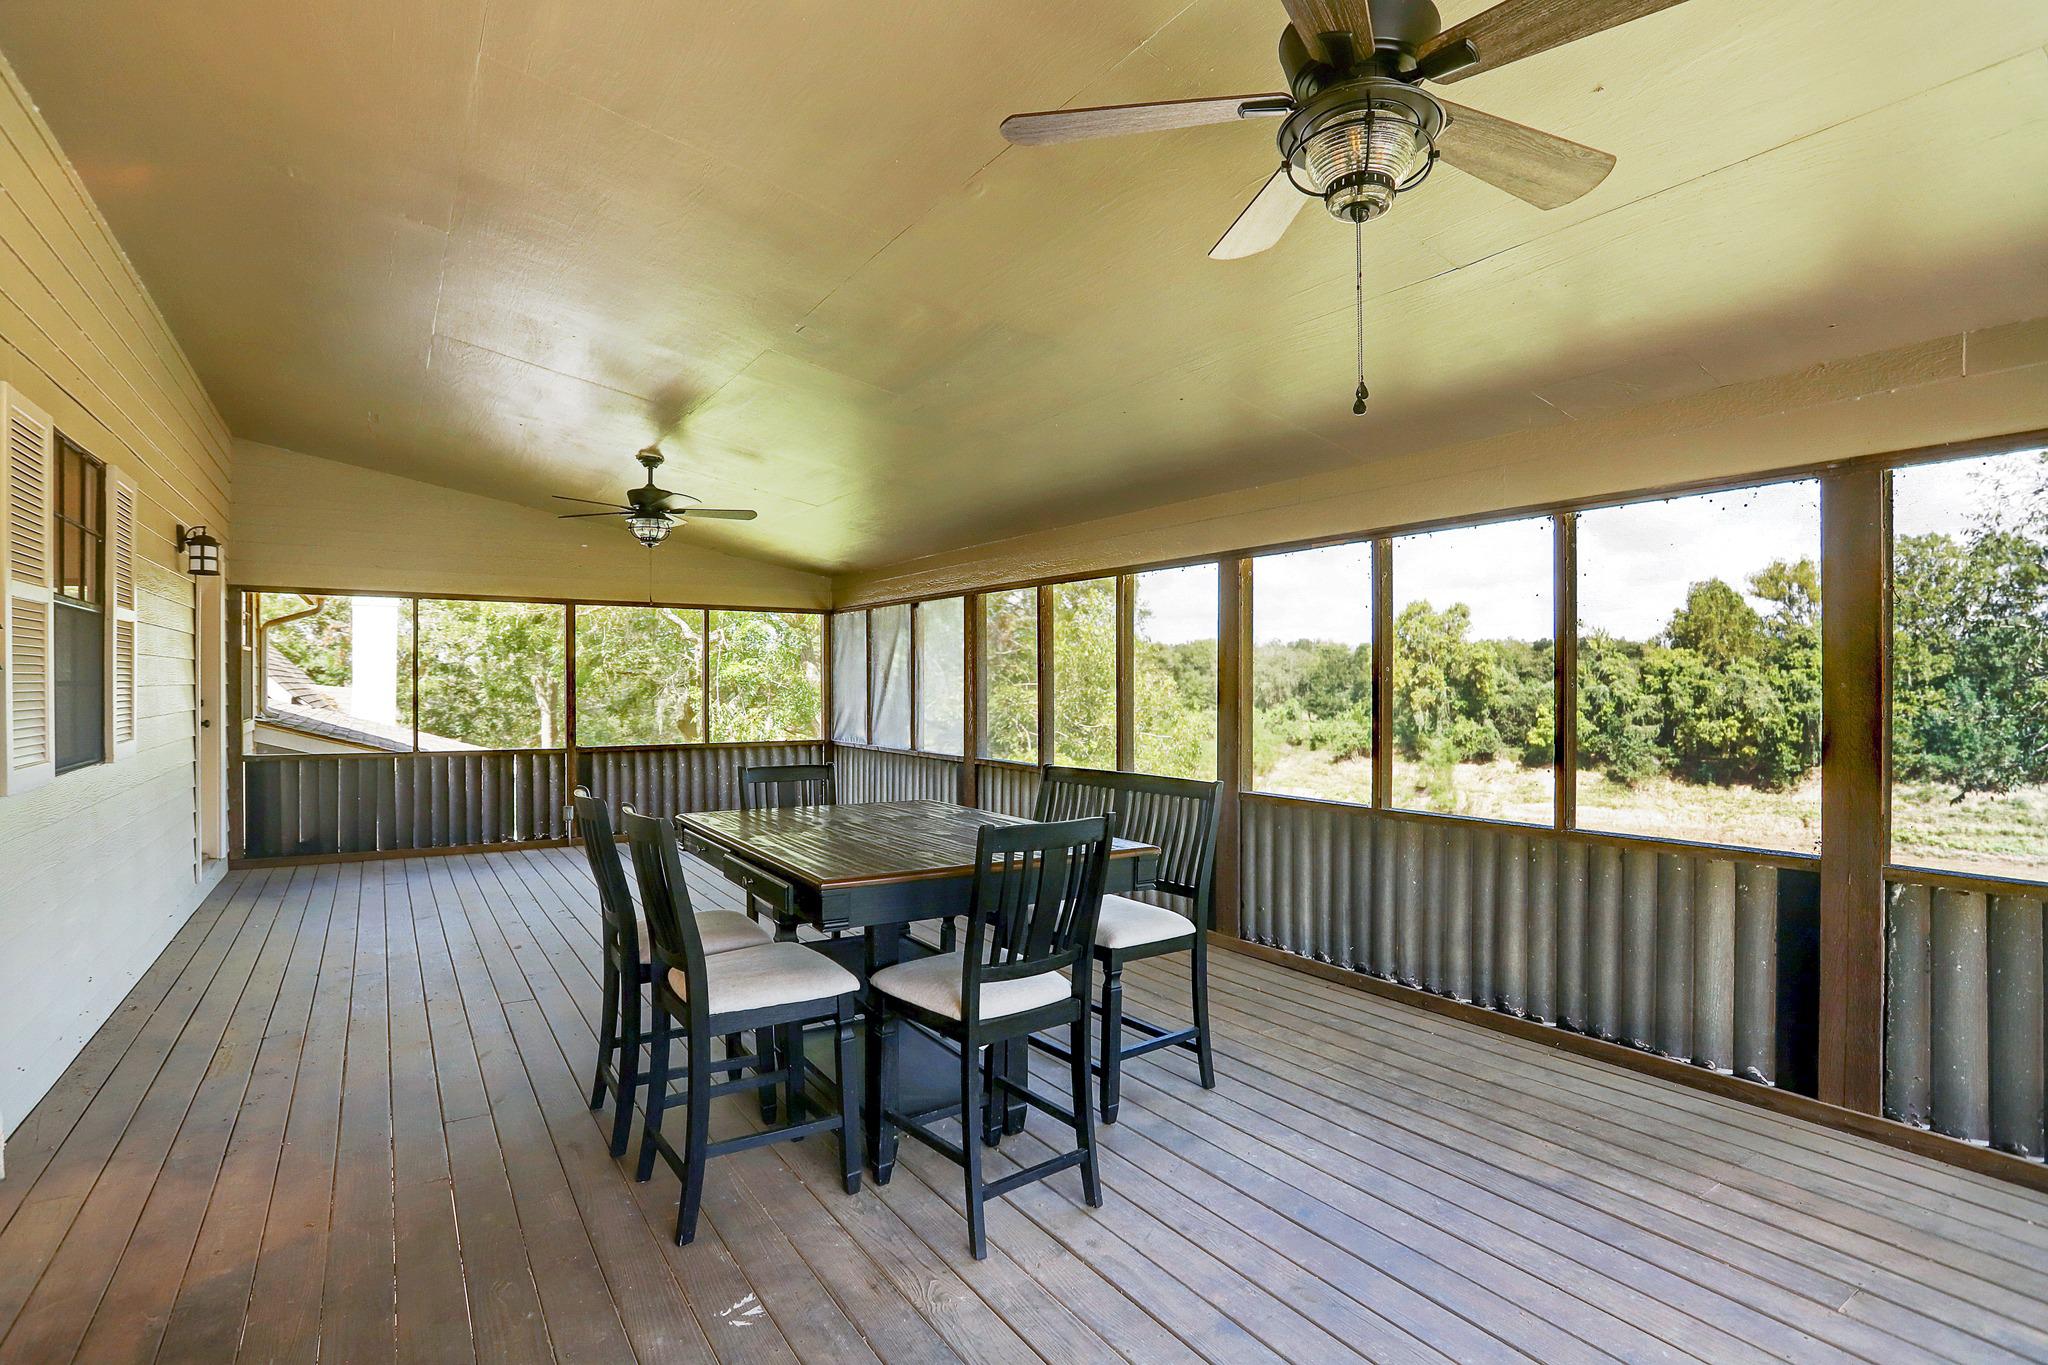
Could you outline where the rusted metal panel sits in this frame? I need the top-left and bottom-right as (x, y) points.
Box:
(1656, 852), (1695, 1061)
(1229, 796), (1833, 1111)
(1930, 887), (1992, 1143)
(1988, 894), (2045, 1158)
(1694, 859), (1737, 1073)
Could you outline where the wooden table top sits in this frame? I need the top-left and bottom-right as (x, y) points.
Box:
(678, 799), (1157, 891)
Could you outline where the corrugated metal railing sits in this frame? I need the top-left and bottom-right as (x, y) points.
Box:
(831, 745), (963, 803)
(1239, 794), (1814, 1090)
(1886, 872), (2046, 1159)
(975, 760), (1042, 818)
(241, 750), (570, 858)
(579, 742), (826, 820)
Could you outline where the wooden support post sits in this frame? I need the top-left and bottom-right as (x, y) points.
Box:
(227, 588), (247, 860)
(863, 607), (875, 746)
(564, 603), (579, 792)
(909, 602), (923, 753)
(1215, 555), (1251, 940)
(961, 595), (983, 806)
(1555, 513), (1578, 831)
(1036, 585), (1055, 766)
(820, 610), (835, 747)
(1819, 466), (1890, 1114)
(699, 608), (713, 744)
(1115, 575), (1136, 770)
(1371, 539), (1394, 809)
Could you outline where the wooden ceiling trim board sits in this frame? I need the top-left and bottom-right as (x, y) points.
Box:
(828, 319), (2048, 606)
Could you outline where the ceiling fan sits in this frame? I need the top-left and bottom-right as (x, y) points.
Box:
(553, 447), (757, 548)
(998, 0), (1691, 410)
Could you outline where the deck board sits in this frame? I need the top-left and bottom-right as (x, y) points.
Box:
(3, 845), (2046, 1364)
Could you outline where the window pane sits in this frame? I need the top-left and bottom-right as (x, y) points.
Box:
(1577, 483), (1821, 851)
(709, 610), (821, 742)
(830, 611), (867, 742)
(574, 605), (703, 745)
(418, 599), (566, 749)
(870, 604), (912, 749)
(252, 593), (416, 753)
(54, 601), (104, 772)
(1392, 519), (1554, 822)
(1892, 448), (2048, 881)
(1251, 544), (1372, 802)
(1052, 578), (1115, 768)
(1134, 565), (1216, 780)
(916, 598), (965, 755)
(981, 589), (1037, 762)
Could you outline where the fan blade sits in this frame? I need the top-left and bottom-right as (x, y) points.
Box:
(557, 510), (629, 520)
(679, 508), (758, 521)
(551, 494), (631, 509)
(1281, 0), (1375, 66)
(1210, 167), (1309, 260)
(1434, 100), (1615, 209)
(1000, 94), (1290, 146)
(1419, 0), (1690, 84)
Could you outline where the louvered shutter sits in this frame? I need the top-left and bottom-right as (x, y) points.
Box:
(1, 383), (57, 795)
(107, 465), (140, 760)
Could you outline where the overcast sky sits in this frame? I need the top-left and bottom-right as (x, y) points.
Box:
(1128, 448), (2044, 647)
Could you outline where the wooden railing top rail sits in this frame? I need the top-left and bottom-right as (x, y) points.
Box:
(1240, 787), (1822, 872)
(1886, 861), (2048, 899)
(244, 747), (568, 762)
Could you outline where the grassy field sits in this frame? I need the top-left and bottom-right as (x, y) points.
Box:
(1253, 746), (2048, 880)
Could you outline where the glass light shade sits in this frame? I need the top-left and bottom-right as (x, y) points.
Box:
(1303, 108), (1431, 222)
(624, 511), (672, 547)
(180, 525), (222, 576)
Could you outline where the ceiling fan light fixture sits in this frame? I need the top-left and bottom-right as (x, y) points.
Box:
(1300, 102), (1435, 222)
(625, 510), (673, 547)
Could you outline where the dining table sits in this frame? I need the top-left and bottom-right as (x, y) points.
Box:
(676, 798), (1159, 1178)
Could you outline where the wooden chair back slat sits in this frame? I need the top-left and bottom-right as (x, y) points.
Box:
(620, 806), (709, 1019)
(1034, 765), (1221, 924)
(740, 762), (836, 810)
(963, 817), (1113, 1008)
(573, 785), (643, 966)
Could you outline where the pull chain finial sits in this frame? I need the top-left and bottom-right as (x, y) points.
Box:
(1351, 215), (1369, 416)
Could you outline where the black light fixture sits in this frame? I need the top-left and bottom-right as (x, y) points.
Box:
(175, 524), (222, 576)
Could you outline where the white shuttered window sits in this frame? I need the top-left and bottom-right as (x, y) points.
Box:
(2, 384), (56, 794)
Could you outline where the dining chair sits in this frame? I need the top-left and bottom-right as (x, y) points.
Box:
(620, 806), (863, 1246)
(739, 761), (836, 809)
(736, 762), (837, 933)
(572, 788), (773, 1155)
(868, 815), (1113, 1260)
(1033, 766), (1222, 1123)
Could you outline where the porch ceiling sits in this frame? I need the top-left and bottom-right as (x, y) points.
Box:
(2, 1), (2045, 574)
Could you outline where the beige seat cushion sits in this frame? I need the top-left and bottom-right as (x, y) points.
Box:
(633, 909), (770, 962)
(870, 951), (1069, 1022)
(667, 941), (858, 1016)
(1095, 894), (1195, 951)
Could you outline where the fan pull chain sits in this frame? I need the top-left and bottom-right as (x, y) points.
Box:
(1352, 216), (1369, 416)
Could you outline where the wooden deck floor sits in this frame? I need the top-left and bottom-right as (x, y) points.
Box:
(2, 848), (2046, 1364)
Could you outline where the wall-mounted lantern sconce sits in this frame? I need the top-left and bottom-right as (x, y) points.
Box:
(176, 524), (222, 576)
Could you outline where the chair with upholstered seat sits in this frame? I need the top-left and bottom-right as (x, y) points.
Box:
(870, 815), (1113, 1259)
(1033, 766), (1221, 1122)
(620, 807), (862, 1246)
(573, 788), (773, 1156)
(736, 763), (836, 933)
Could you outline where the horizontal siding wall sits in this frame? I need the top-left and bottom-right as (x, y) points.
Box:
(1885, 874), (2046, 1160)
(0, 54), (232, 1140)
(1240, 795), (1813, 1092)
